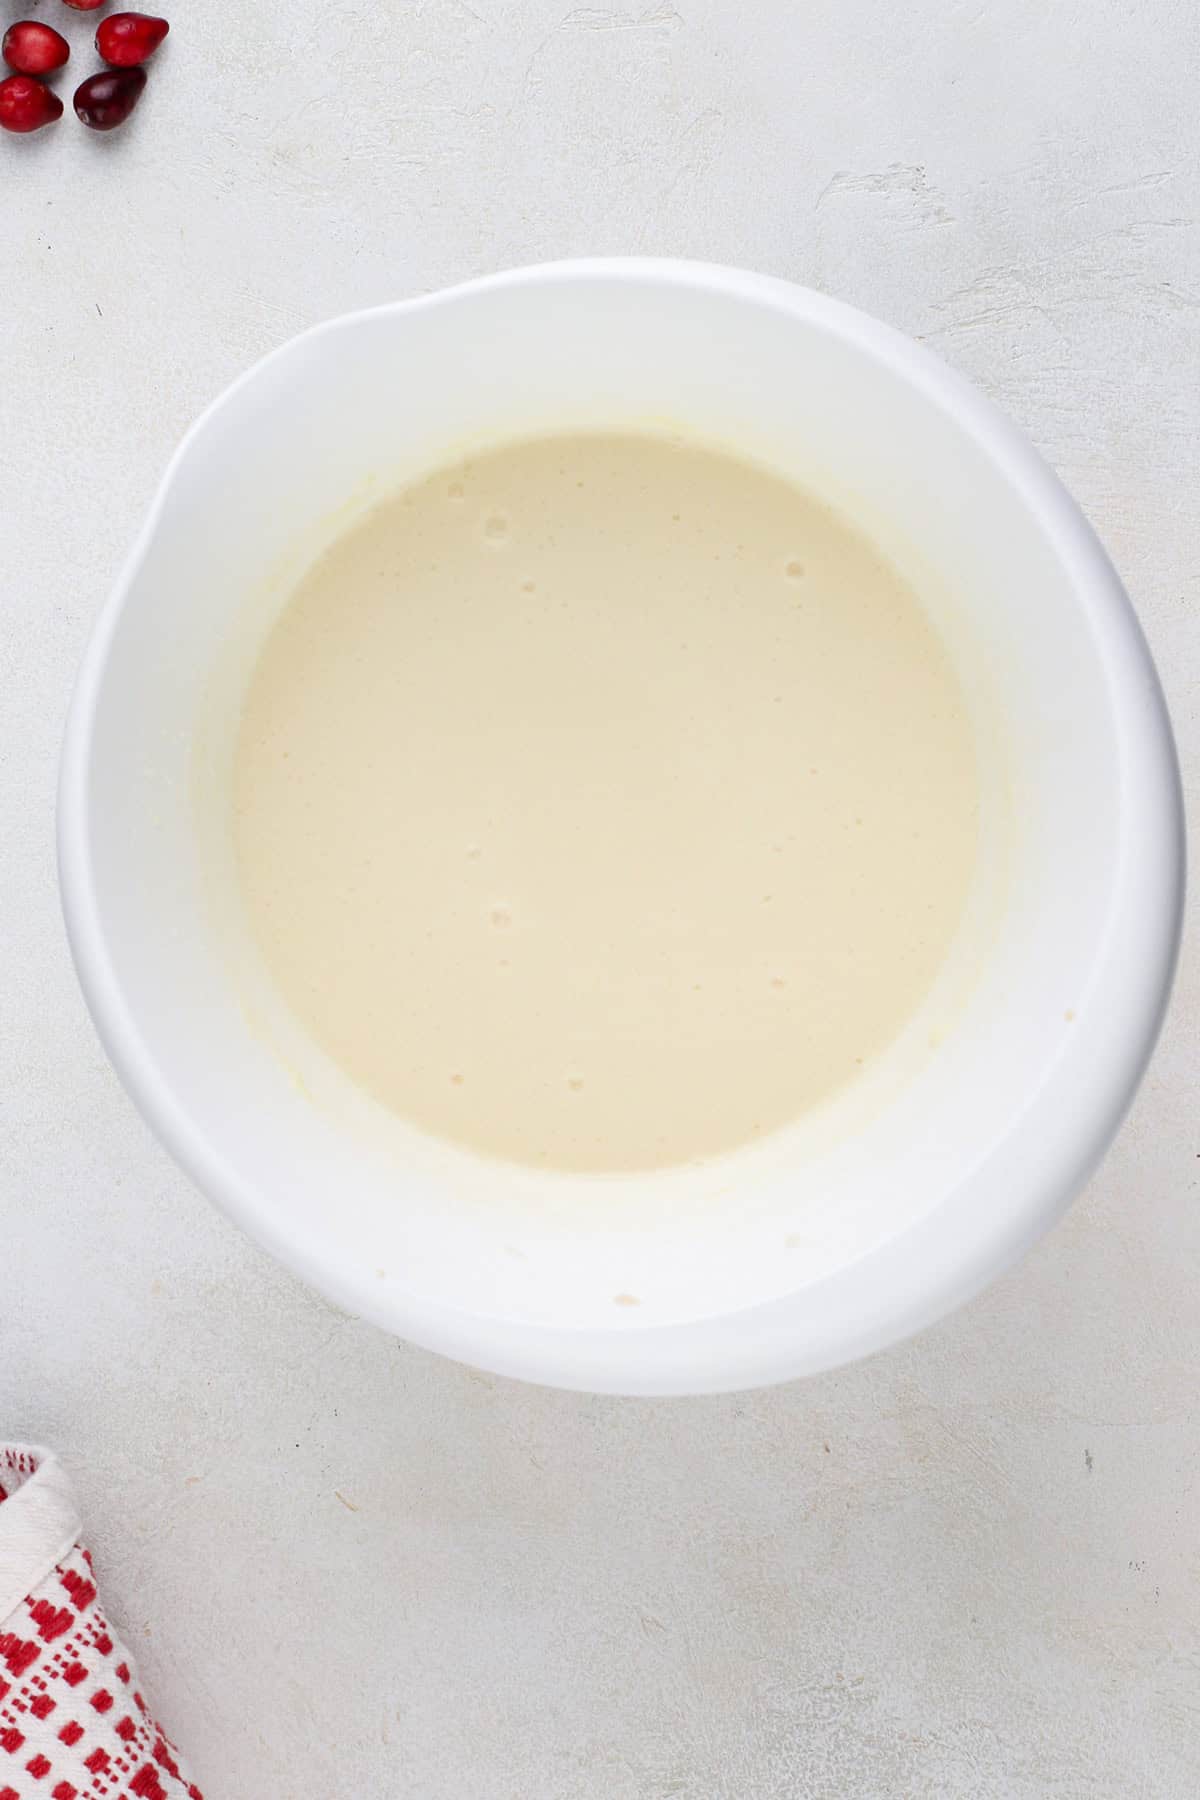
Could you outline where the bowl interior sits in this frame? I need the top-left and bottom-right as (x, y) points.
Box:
(61, 264), (1180, 1391)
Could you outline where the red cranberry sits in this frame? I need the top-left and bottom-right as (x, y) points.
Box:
(60, 0), (107, 10)
(73, 65), (146, 130)
(97, 13), (169, 67)
(0, 73), (64, 132)
(2, 21), (71, 76)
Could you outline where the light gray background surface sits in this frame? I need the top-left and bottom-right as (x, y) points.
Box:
(2, 2), (1197, 1794)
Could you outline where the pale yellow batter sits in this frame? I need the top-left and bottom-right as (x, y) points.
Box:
(233, 432), (979, 1172)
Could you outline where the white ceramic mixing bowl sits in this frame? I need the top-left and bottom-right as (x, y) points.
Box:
(58, 259), (1184, 1394)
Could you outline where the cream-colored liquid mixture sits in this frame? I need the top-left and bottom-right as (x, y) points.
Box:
(234, 432), (979, 1172)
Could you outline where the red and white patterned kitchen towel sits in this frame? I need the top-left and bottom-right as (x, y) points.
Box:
(0, 1445), (202, 1800)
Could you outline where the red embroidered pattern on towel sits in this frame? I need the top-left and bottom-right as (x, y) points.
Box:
(0, 1446), (203, 1800)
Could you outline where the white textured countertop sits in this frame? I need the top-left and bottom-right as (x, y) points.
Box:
(2, 2), (1197, 1794)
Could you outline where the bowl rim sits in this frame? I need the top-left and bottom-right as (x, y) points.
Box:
(57, 257), (1186, 1394)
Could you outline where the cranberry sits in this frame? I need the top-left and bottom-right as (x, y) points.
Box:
(0, 73), (64, 132)
(2, 21), (71, 76)
(97, 13), (169, 67)
(60, 0), (107, 10)
(74, 65), (146, 129)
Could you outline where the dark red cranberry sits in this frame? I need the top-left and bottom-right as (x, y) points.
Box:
(2, 21), (71, 76)
(74, 65), (147, 130)
(97, 13), (169, 67)
(0, 73), (64, 132)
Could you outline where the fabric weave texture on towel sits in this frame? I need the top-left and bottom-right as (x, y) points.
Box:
(0, 1444), (202, 1800)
